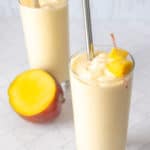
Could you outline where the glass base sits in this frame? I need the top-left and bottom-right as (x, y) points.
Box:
(61, 80), (70, 102)
(61, 80), (70, 92)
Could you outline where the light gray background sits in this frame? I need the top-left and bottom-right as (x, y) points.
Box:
(0, 0), (150, 150)
(0, 0), (150, 21)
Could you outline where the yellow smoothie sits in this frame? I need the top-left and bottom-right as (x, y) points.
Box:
(70, 50), (134, 150)
(20, 0), (69, 83)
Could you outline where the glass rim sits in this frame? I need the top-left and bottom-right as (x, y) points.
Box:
(18, 0), (68, 9)
(70, 45), (135, 85)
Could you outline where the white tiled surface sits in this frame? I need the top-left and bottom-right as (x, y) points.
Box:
(0, 16), (150, 150)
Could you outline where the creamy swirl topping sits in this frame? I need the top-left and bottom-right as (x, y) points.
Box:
(71, 52), (118, 84)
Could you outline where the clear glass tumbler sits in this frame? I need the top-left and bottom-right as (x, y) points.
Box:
(19, 0), (69, 84)
(70, 46), (135, 150)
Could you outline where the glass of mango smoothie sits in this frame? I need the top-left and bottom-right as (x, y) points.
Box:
(70, 45), (135, 150)
(19, 0), (69, 83)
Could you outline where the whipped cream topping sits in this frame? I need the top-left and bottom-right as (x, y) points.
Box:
(71, 52), (126, 85)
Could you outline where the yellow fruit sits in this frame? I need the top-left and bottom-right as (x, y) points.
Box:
(106, 59), (133, 77)
(108, 47), (129, 59)
(8, 69), (64, 123)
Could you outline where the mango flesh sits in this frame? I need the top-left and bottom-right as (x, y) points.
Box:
(8, 69), (63, 123)
(106, 47), (133, 77)
(108, 47), (129, 60)
(106, 59), (133, 78)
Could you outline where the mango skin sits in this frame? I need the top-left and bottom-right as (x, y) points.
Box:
(19, 82), (64, 123)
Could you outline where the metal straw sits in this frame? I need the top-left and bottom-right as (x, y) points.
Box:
(82, 0), (95, 60)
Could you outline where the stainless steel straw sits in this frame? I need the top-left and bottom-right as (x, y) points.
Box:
(82, 0), (95, 60)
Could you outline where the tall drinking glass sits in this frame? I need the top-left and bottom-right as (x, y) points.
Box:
(19, 0), (69, 83)
(70, 46), (135, 150)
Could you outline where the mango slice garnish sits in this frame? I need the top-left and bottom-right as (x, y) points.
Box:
(106, 59), (133, 78)
(108, 47), (129, 60)
(106, 47), (133, 77)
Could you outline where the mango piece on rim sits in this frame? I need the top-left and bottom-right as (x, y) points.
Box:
(108, 47), (129, 59)
(106, 59), (133, 77)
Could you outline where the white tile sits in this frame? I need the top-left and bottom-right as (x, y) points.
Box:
(0, 17), (150, 150)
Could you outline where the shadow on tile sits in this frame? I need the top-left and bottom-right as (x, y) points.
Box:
(55, 84), (73, 125)
(127, 136), (150, 150)
(127, 120), (150, 150)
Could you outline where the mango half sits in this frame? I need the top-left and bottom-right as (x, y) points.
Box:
(8, 69), (64, 123)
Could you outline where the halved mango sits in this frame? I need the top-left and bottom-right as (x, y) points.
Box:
(8, 69), (63, 123)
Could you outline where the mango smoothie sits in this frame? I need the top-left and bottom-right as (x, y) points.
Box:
(70, 47), (134, 150)
(19, 0), (69, 83)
